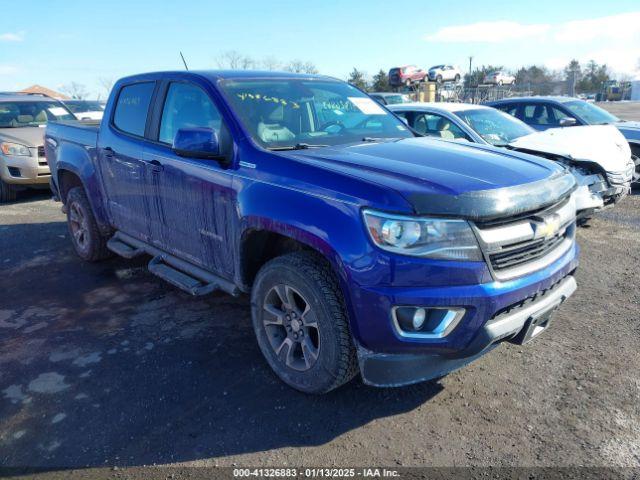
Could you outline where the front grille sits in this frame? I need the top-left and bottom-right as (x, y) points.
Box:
(474, 196), (576, 280)
(489, 234), (566, 271)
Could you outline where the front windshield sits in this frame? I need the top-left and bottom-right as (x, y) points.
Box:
(219, 78), (413, 149)
(564, 100), (620, 125)
(455, 108), (534, 146)
(0, 101), (75, 127)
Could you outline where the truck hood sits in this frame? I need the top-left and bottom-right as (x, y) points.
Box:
(289, 137), (575, 220)
(508, 125), (631, 172)
(0, 126), (46, 147)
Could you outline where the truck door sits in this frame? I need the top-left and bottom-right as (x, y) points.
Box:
(142, 80), (237, 278)
(98, 81), (156, 241)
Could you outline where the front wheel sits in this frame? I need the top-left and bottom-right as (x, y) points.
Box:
(65, 187), (112, 262)
(454, 74), (461, 82)
(251, 252), (358, 394)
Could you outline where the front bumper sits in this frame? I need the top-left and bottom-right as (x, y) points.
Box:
(358, 274), (577, 387)
(0, 152), (50, 185)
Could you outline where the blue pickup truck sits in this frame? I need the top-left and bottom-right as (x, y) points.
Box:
(45, 71), (579, 393)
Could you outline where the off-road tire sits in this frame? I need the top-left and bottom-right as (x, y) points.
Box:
(0, 179), (17, 203)
(65, 187), (111, 262)
(251, 251), (359, 394)
(454, 74), (461, 83)
(436, 75), (443, 84)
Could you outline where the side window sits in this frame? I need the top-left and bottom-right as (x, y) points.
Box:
(522, 104), (551, 125)
(550, 106), (569, 125)
(159, 82), (223, 145)
(414, 113), (467, 140)
(113, 82), (155, 137)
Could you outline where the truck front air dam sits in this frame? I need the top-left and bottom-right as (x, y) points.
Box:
(357, 275), (577, 388)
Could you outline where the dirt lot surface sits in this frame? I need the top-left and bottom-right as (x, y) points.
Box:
(1, 105), (639, 479)
(595, 101), (640, 121)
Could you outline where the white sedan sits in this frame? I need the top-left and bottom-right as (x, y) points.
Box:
(389, 102), (634, 220)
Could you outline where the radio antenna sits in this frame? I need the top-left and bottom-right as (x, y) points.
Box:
(180, 52), (189, 71)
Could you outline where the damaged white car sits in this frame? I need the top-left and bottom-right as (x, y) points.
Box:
(389, 102), (634, 219)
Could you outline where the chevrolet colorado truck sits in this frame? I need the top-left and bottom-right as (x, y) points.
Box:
(45, 71), (579, 394)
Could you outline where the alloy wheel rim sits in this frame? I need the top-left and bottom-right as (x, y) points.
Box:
(262, 284), (320, 371)
(69, 202), (89, 251)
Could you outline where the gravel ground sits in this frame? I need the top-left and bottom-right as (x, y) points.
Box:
(1, 105), (639, 478)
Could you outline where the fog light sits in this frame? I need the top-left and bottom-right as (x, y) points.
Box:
(412, 308), (426, 330)
(392, 306), (465, 339)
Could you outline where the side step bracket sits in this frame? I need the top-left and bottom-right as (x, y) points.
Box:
(107, 237), (145, 259)
(148, 256), (219, 296)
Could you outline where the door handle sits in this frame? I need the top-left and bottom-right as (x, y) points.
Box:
(147, 159), (163, 173)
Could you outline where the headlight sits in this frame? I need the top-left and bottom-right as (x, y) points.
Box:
(363, 209), (483, 261)
(1, 142), (31, 156)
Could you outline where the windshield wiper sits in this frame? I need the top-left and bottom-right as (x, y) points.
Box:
(268, 143), (329, 151)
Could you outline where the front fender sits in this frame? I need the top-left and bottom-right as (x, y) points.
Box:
(237, 177), (373, 342)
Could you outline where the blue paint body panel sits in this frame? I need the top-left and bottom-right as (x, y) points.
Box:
(45, 71), (580, 369)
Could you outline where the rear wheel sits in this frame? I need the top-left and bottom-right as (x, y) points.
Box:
(251, 252), (358, 394)
(65, 187), (111, 262)
(454, 74), (461, 83)
(436, 75), (443, 84)
(0, 179), (17, 203)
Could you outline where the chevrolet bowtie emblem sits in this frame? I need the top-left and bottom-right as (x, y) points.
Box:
(536, 215), (561, 239)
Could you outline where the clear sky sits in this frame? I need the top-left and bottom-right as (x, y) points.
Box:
(1, 0), (639, 98)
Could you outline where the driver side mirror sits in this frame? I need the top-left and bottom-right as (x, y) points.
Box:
(559, 117), (577, 127)
(173, 127), (221, 159)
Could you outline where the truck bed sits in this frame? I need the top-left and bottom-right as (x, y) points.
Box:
(47, 120), (99, 148)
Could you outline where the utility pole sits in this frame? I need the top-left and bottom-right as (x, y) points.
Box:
(468, 56), (473, 75)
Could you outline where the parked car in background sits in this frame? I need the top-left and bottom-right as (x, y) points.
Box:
(369, 92), (412, 105)
(487, 96), (640, 185)
(63, 100), (105, 121)
(483, 70), (515, 86)
(388, 65), (427, 88)
(46, 70), (579, 393)
(389, 102), (633, 219)
(0, 92), (76, 202)
(427, 65), (461, 83)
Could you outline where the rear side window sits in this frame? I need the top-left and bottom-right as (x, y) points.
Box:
(113, 82), (155, 137)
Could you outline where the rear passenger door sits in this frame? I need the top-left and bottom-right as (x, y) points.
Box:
(143, 80), (236, 278)
(98, 81), (157, 241)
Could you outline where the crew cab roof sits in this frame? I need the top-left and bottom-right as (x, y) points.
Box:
(115, 70), (339, 84)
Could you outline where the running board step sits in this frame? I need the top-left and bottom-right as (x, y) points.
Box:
(148, 256), (219, 296)
(107, 237), (145, 259)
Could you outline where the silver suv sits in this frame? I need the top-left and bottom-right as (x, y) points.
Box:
(0, 93), (75, 202)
